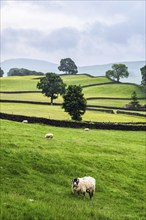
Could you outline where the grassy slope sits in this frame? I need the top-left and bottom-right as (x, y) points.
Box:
(0, 75), (111, 92)
(0, 93), (63, 103)
(0, 76), (39, 91)
(0, 75), (145, 122)
(1, 94), (145, 108)
(61, 75), (112, 86)
(87, 99), (146, 108)
(1, 76), (145, 99)
(1, 103), (146, 122)
(83, 84), (145, 99)
(1, 119), (146, 220)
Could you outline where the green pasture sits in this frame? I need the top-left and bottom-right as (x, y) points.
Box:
(61, 75), (111, 86)
(0, 93), (63, 103)
(1, 93), (145, 109)
(83, 83), (145, 99)
(87, 99), (146, 108)
(0, 75), (111, 92)
(1, 119), (146, 220)
(0, 76), (39, 91)
(1, 103), (146, 122)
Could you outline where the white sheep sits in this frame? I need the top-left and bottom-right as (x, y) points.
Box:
(84, 128), (89, 131)
(22, 120), (28, 123)
(45, 133), (53, 139)
(72, 176), (96, 199)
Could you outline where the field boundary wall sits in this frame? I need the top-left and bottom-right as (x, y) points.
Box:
(0, 112), (146, 131)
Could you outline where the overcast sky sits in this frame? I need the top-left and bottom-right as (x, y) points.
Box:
(1, 0), (145, 66)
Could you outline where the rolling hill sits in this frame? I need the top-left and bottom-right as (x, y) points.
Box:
(1, 58), (145, 84)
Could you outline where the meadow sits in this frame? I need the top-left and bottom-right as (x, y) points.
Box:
(0, 75), (145, 110)
(1, 102), (146, 123)
(1, 119), (146, 220)
(0, 75), (111, 92)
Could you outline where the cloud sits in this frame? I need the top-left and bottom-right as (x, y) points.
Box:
(1, 0), (145, 65)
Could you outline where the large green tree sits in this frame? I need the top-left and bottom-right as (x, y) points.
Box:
(58, 58), (78, 74)
(106, 64), (129, 82)
(140, 65), (146, 86)
(0, 67), (4, 77)
(62, 85), (87, 121)
(37, 72), (66, 105)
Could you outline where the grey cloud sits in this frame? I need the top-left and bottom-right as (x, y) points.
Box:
(1, 28), (42, 54)
(39, 28), (80, 51)
(1, 27), (80, 54)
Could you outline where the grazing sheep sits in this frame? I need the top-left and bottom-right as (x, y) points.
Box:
(22, 120), (28, 123)
(72, 176), (96, 199)
(84, 128), (89, 131)
(45, 133), (53, 139)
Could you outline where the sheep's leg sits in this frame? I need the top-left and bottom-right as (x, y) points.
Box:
(89, 191), (93, 199)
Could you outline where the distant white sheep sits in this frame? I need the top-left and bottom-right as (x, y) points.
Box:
(45, 133), (53, 139)
(84, 128), (89, 131)
(22, 120), (28, 123)
(72, 176), (96, 199)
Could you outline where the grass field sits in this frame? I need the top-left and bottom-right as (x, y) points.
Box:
(1, 103), (146, 122)
(61, 75), (112, 86)
(83, 84), (145, 99)
(0, 93), (63, 103)
(1, 93), (145, 108)
(87, 99), (146, 108)
(0, 75), (111, 92)
(1, 119), (146, 220)
(0, 76), (39, 91)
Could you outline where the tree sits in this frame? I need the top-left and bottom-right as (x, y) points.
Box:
(140, 65), (146, 86)
(106, 64), (129, 82)
(37, 72), (66, 105)
(0, 67), (4, 77)
(130, 91), (140, 109)
(7, 68), (44, 76)
(62, 85), (87, 121)
(58, 58), (78, 74)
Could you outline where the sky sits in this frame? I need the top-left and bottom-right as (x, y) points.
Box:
(1, 0), (145, 66)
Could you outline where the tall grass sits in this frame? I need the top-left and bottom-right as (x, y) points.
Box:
(1, 119), (146, 219)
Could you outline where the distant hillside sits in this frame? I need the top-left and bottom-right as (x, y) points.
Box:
(1, 58), (145, 84)
(1, 58), (59, 75)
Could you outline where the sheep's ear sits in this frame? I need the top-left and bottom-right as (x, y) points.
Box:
(77, 178), (79, 184)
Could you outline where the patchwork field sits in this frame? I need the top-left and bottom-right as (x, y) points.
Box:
(0, 75), (145, 112)
(1, 119), (146, 220)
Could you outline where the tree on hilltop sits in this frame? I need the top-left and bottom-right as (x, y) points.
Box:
(106, 64), (129, 82)
(37, 72), (66, 105)
(58, 58), (78, 74)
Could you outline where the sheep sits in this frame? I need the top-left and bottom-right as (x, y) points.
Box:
(84, 128), (89, 131)
(45, 133), (53, 139)
(22, 120), (28, 123)
(72, 176), (96, 199)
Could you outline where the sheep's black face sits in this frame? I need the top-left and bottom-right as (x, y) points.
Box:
(72, 178), (79, 187)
